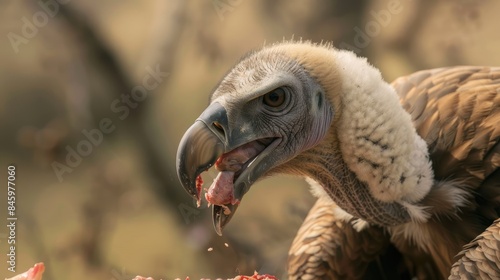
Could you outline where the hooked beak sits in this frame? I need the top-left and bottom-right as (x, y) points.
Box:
(176, 120), (224, 200)
(176, 102), (280, 235)
(212, 204), (238, 236)
(176, 102), (231, 235)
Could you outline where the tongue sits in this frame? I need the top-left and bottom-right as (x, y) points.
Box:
(205, 171), (237, 205)
(205, 140), (267, 206)
(215, 140), (267, 172)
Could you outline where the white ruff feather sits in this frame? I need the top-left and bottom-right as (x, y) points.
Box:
(334, 49), (434, 211)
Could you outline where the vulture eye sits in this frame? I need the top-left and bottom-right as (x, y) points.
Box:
(263, 88), (287, 108)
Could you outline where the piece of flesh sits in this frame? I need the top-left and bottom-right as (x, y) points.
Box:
(204, 140), (267, 207)
(6, 263), (45, 280)
(195, 175), (203, 207)
(205, 171), (239, 205)
(233, 272), (279, 280)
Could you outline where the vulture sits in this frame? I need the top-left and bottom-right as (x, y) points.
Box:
(176, 41), (500, 279)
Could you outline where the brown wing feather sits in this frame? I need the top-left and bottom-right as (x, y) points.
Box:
(393, 66), (500, 223)
(391, 66), (500, 277)
(449, 218), (500, 279)
(393, 66), (500, 219)
(392, 66), (500, 186)
(287, 198), (410, 280)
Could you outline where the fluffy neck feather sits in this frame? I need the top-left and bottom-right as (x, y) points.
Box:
(333, 50), (434, 212)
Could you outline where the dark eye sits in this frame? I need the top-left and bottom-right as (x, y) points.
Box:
(263, 88), (286, 107)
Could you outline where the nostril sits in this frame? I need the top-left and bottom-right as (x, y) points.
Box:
(212, 122), (225, 136)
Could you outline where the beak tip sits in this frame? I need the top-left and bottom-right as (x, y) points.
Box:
(212, 204), (239, 236)
(212, 205), (224, 236)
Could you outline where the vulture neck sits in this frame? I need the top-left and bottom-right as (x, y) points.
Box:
(294, 48), (435, 226)
(296, 139), (412, 226)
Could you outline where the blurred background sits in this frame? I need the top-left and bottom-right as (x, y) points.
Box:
(0, 0), (499, 279)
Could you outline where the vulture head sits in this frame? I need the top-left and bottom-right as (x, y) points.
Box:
(176, 42), (434, 235)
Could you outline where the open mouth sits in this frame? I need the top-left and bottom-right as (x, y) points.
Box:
(195, 137), (278, 210)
